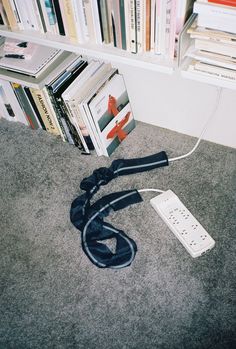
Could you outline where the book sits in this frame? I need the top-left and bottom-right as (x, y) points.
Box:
(185, 46), (236, 70)
(98, 0), (111, 44)
(187, 20), (236, 46)
(61, 0), (78, 42)
(2, 0), (18, 30)
(194, 38), (236, 57)
(0, 44), (62, 78)
(0, 1), (9, 26)
(62, 61), (113, 154)
(207, 0), (236, 6)
(197, 13), (236, 34)
(128, 0), (137, 53)
(3, 38), (38, 59)
(29, 86), (63, 137)
(88, 73), (135, 157)
(90, 0), (103, 44)
(46, 58), (88, 146)
(11, 82), (43, 129)
(0, 78), (29, 125)
(52, 0), (65, 36)
(79, 70), (118, 156)
(188, 59), (236, 81)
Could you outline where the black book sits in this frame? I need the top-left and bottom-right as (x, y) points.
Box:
(46, 59), (90, 150)
(52, 0), (66, 36)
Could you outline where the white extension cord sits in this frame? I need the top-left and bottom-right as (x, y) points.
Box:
(138, 87), (222, 257)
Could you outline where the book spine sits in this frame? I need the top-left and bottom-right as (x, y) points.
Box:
(99, 0), (111, 44)
(11, 83), (42, 129)
(29, 87), (62, 136)
(35, 0), (47, 32)
(90, 0), (103, 44)
(129, 0), (137, 53)
(189, 61), (236, 81)
(208, 0), (236, 6)
(136, 0), (143, 53)
(75, 0), (90, 43)
(145, 0), (151, 51)
(2, 0), (19, 29)
(46, 87), (70, 142)
(150, 0), (156, 52)
(119, 0), (127, 50)
(111, 0), (122, 48)
(52, 0), (66, 36)
(0, 2), (10, 26)
(194, 1), (236, 17)
(65, 100), (92, 153)
(59, 98), (89, 150)
(24, 87), (46, 130)
(82, 0), (96, 43)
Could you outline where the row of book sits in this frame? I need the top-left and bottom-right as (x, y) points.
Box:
(0, 0), (196, 59)
(0, 38), (135, 157)
(184, 0), (236, 82)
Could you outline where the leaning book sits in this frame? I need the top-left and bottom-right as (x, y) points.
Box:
(87, 72), (135, 157)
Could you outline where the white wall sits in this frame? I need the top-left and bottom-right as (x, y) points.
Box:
(115, 63), (236, 149)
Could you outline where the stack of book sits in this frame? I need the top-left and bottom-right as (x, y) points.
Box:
(0, 0), (195, 59)
(185, 0), (236, 82)
(0, 39), (135, 157)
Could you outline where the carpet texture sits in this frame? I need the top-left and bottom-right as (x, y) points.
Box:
(0, 118), (235, 349)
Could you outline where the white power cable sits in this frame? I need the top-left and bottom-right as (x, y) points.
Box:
(168, 87), (223, 163)
(138, 188), (164, 193)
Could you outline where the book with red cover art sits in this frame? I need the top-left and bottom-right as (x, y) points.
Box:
(208, 0), (236, 7)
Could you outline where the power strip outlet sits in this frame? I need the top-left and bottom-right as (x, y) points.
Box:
(150, 190), (215, 258)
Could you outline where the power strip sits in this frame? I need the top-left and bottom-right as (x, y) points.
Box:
(150, 190), (215, 258)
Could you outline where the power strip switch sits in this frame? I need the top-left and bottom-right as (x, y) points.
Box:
(150, 190), (215, 258)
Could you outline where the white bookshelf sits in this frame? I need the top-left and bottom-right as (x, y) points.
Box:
(0, 26), (175, 74)
(0, 26), (235, 148)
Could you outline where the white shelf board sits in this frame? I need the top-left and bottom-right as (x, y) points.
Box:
(181, 69), (236, 90)
(0, 27), (175, 74)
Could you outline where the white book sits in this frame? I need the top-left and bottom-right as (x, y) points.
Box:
(37, 0), (54, 33)
(88, 73), (135, 157)
(62, 62), (113, 156)
(0, 45), (62, 77)
(186, 46), (236, 70)
(71, 0), (88, 43)
(0, 79), (29, 125)
(155, 0), (167, 55)
(194, 1), (236, 18)
(129, 0), (137, 53)
(197, 13), (236, 34)
(195, 38), (236, 57)
(90, 0), (103, 45)
(78, 69), (118, 156)
(188, 59), (236, 81)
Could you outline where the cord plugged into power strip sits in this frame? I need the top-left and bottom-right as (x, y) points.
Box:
(142, 87), (222, 257)
(150, 190), (215, 257)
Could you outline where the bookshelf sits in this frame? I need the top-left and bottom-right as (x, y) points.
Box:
(0, 2), (235, 149)
(0, 26), (175, 74)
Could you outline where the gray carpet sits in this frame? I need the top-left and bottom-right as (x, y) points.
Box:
(0, 118), (235, 349)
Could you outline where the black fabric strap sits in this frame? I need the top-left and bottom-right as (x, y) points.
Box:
(70, 151), (169, 269)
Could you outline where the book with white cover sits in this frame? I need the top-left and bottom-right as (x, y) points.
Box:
(0, 44), (62, 77)
(188, 59), (236, 81)
(195, 39), (236, 57)
(76, 68), (118, 156)
(185, 46), (236, 70)
(62, 62), (113, 154)
(88, 73), (135, 157)
(0, 78), (29, 125)
(197, 13), (236, 33)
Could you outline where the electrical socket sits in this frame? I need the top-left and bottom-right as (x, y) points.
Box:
(150, 190), (215, 258)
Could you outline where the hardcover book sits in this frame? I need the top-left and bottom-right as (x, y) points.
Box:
(88, 73), (135, 157)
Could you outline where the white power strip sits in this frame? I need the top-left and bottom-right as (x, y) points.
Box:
(150, 190), (215, 258)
